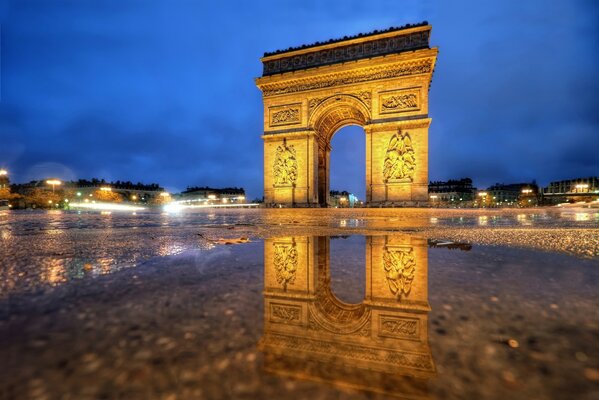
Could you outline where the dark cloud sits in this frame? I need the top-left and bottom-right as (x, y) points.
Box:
(1, 0), (597, 198)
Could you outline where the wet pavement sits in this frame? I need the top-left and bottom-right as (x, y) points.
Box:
(0, 208), (598, 399)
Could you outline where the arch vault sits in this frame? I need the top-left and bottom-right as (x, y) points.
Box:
(256, 22), (438, 206)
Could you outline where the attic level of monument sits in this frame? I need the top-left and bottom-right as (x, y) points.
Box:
(261, 23), (431, 76)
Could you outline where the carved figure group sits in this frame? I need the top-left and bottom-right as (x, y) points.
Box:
(382, 247), (416, 298)
(273, 242), (298, 290)
(383, 131), (416, 182)
(273, 143), (298, 186)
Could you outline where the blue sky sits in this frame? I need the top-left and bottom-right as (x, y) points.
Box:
(1, 0), (597, 199)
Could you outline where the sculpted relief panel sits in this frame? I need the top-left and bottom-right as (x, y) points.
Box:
(273, 142), (298, 187)
(270, 303), (302, 324)
(269, 104), (301, 127)
(379, 88), (420, 114)
(382, 246), (416, 299)
(383, 130), (416, 183)
(273, 241), (298, 290)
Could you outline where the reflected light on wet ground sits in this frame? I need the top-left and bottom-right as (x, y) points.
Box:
(0, 209), (598, 399)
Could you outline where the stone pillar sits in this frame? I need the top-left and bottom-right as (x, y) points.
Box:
(263, 130), (318, 206)
(368, 119), (431, 206)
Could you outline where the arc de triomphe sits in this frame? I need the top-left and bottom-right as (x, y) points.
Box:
(256, 22), (437, 207)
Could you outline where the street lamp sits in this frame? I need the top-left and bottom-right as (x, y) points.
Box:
(46, 179), (62, 193)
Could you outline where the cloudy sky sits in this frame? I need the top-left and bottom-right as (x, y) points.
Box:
(1, 0), (597, 198)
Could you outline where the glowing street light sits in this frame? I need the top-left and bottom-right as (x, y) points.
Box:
(0, 169), (7, 176)
(46, 179), (62, 193)
(478, 192), (488, 197)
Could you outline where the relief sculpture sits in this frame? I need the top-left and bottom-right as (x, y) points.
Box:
(381, 93), (418, 112)
(271, 107), (300, 125)
(273, 143), (298, 187)
(382, 246), (416, 299)
(383, 130), (416, 182)
(273, 241), (298, 290)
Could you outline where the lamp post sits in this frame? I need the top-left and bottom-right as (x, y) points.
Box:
(46, 179), (62, 193)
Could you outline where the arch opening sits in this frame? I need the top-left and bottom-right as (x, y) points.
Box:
(328, 125), (366, 206)
(328, 235), (366, 304)
(312, 98), (369, 207)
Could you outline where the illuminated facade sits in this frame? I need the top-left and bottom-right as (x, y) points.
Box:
(260, 235), (434, 397)
(256, 23), (438, 207)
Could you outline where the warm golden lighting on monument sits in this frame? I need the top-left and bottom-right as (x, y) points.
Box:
(256, 23), (437, 207)
(260, 235), (433, 396)
(0, 169), (7, 176)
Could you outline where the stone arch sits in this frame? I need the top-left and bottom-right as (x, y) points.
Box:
(309, 95), (371, 206)
(309, 94), (371, 141)
(257, 24), (437, 206)
(261, 234), (435, 393)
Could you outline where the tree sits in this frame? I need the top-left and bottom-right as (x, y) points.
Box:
(93, 189), (123, 203)
(0, 188), (21, 201)
(23, 189), (62, 208)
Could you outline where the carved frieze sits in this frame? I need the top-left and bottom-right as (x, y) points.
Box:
(269, 104), (301, 127)
(379, 88), (420, 114)
(261, 59), (433, 97)
(273, 241), (298, 290)
(382, 246), (416, 299)
(262, 30), (430, 76)
(383, 130), (416, 182)
(379, 315), (419, 339)
(270, 303), (302, 324)
(264, 333), (434, 371)
(273, 142), (298, 187)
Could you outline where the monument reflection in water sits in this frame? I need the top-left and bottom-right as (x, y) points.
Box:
(260, 235), (435, 398)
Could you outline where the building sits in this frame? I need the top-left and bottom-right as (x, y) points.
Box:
(176, 186), (246, 205)
(257, 23), (437, 207)
(428, 178), (476, 206)
(329, 190), (361, 208)
(543, 177), (598, 204)
(477, 182), (539, 207)
(9, 179), (167, 208)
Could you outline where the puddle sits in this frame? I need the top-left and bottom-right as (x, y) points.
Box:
(1, 232), (598, 399)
